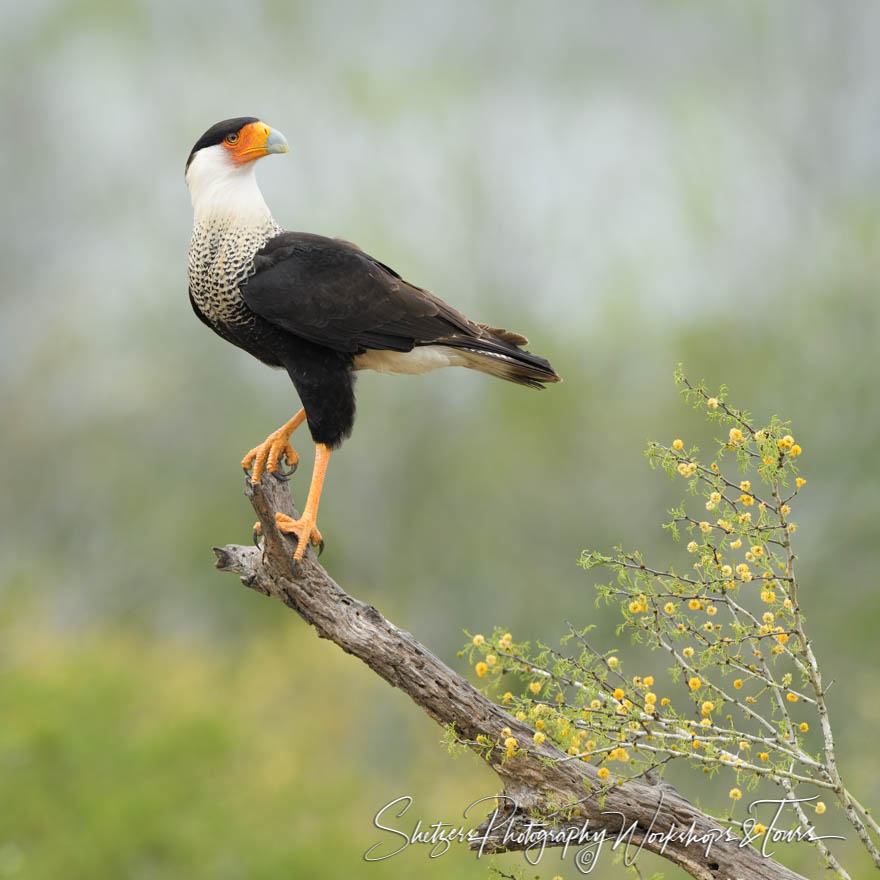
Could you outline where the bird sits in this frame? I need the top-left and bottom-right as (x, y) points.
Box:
(185, 117), (561, 564)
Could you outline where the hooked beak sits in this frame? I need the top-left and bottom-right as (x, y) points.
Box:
(264, 127), (289, 155)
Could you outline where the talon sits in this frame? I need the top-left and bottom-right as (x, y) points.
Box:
(317, 539), (325, 557)
(241, 409), (306, 483)
(272, 458), (297, 480)
(252, 520), (262, 547)
(275, 510), (324, 564)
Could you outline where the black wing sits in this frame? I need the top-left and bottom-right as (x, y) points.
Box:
(240, 232), (484, 354)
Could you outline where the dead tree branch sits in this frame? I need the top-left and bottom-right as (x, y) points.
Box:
(212, 475), (807, 880)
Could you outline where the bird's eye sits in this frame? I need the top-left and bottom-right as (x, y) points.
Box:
(225, 132), (240, 145)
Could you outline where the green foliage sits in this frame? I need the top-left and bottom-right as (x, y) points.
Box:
(459, 372), (873, 875)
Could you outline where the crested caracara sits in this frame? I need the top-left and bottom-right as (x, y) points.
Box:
(186, 117), (561, 564)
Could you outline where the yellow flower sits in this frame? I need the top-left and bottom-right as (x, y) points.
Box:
(664, 601), (676, 614)
(750, 545), (763, 557)
(721, 565), (732, 577)
(607, 656), (619, 668)
(701, 701), (715, 715)
(645, 692), (657, 704)
(761, 590), (776, 603)
(709, 492), (722, 505)
(740, 494), (754, 506)
(661, 697), (670, 706)
(729, 428), (743, 444)
(740, 480), (751, 492)
(502, 691), (513, 704)
(786, 692), (798, 703)
(486, 654), (497, 667)
(730, 538), (742, 549)
(535, 719), (545, 730)
(729, 787), (742, 801)
(597, 767), (610, 780)
(739, 740), (750, 750)
(613, 688), (625, 701)
(683, 646), (695, 659)
(643, 675), (654, 687)
(501, 727), (512, 737)
(529, 681), (542, 695)
(499, 632), (513, 649)
(799, 722), (809, 732)
(780, 504), (791, 516)
(533, 731), (546, 744)
(699, 717), (711, 727)
(688, 599), (702, 611)
(706, 605), (718, 616)
(699, 521), (711, 533)
(796, 477), (806, 488)
(789, 524), (797, 533)
(707, 397), (719, 409)
(672, 438), (684, 450)
(688, 677), (702, 691)
(475, 662), (488, 677)
(816, 801), (826, 815)
(753, 823), (767, 835)
(687, 541), (698, 553)
(710, 462), (719, 471)
(758, 752), (769, 762)
(589, 699), (601, 710)
(472, 634), (485, 646)
(515, 711), (526, 720)
(790, 444), (802, 456)
(504, 736), (517, 750)
(628, 600), (642, 614)
(777, 435), (794, 451)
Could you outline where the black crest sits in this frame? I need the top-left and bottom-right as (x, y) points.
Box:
(185, 117), (260, 173)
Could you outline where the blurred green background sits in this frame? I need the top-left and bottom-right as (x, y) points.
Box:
(2, 1), (879, 877)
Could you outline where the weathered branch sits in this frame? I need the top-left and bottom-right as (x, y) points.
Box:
(213, 475), (808, 880)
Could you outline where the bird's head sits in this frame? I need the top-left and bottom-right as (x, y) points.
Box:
(185, 117), (288, 221)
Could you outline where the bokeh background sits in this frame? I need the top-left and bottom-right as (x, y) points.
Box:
(2, 1), (879, 877)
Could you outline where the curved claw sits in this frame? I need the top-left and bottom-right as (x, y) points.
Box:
(317, 539), (325, 557)
(252, 520), (263, 547)
(271, 460), (297, 481)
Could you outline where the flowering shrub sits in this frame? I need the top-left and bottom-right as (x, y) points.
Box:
(460, 369), (878, 875)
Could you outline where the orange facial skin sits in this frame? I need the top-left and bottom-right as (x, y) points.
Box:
(223, 121), (276, 166)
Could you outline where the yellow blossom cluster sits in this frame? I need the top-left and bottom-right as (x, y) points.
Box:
(678, 461), (698, 478)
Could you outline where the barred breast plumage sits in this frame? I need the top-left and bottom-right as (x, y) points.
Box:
(187, 217), (282, 327)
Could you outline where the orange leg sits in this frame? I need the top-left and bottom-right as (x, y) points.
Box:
(275, 443), (331, 564)
(242, 408), (307, 483)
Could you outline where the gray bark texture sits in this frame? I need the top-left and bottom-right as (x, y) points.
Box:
(213, 475), (808, 880)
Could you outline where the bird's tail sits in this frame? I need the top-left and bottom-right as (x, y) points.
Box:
(438, 325), (562, 389)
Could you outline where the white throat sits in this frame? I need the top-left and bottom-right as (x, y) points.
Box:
(186, 144), (275, 228)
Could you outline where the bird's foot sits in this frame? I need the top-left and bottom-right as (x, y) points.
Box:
(275, 511), (324, 564)
(242, 429), (300, 483)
